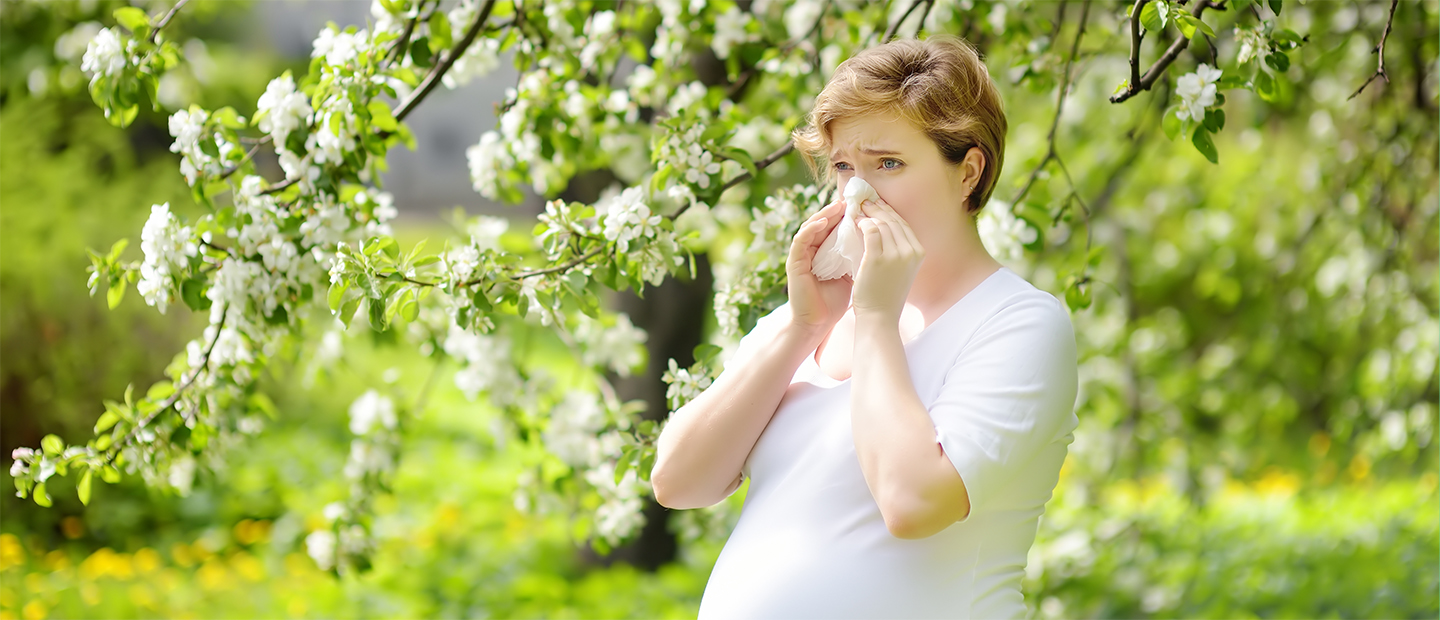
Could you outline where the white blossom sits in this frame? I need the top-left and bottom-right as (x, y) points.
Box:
(543, 390), (607, 467)
(468, 215), (509, 252)
(443, 37), (501, 89)
(306, 530), (337, 570)
(575, 313), (648, 376)
(976, 200), (1037, 262)
(443, 245), (482, 282)
(601, 187), (662, 254)
(371, 0), (405, 35)
(1175, 64), (1222, 122)
(80, 27), (126, 81)
(712, 7), (754, 59)
(466, 131), (514, 200)
(312, 27), (369, 69)
(663, 358), (713, 410)
(137, 203), (198, 313)
(348, 390), (397, 435)
(342, 439), (392, 480)
(443, 325), (521, 403)
(56, 22), (103, 64)
(784, 0), (825, 39)
(584, 460), (650, 545)
(667, 81), (709, 118)
(256, 75), (311, 148)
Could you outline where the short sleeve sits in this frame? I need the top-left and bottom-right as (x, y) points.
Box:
(721, 302), (792, 372)
(930, 293), (1079, 523)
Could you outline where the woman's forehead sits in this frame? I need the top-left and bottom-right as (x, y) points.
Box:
(829, 115), (924, 155)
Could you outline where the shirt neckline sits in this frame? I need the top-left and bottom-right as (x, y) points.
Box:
(805, 266), (1012, 387)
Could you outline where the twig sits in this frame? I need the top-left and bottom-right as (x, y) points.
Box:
(913, 0), (936, 37)
(1348, 0), (1400, 100)
(1110, 0), (1226, 104)
(100, 302), (228, 467)
(394, 0), (498, 122)
(724, 0), (831, 101)
(666, 141), (797, 221)
(1013, 0), (1090, 206)
(386, 0), (428, 64)
(218, 138), (269, 181)
(883, 0), (927, 41)
(147, 0), (191, 44)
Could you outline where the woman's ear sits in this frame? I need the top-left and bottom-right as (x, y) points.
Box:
(962, 147), (986, 192)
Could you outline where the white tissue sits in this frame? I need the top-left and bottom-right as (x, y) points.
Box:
(810, 177), (879, 281)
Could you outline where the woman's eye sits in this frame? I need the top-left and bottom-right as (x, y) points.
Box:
(834, 162), (852, 171)
(882, 159), (902, 169)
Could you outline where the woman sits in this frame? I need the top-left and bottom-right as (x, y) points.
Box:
(651, 35), (1079, 619)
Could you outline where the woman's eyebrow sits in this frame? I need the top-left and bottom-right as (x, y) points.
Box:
(831, 146), (903, 159)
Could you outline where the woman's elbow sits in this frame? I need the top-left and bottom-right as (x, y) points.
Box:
(880, 494), (967, 540)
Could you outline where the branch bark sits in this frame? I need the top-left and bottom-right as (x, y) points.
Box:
(1110, 0), (1226, 104)
(1347, 0), (1400, 101)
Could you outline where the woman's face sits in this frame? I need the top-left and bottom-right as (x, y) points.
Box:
(827, 112), (982, 231)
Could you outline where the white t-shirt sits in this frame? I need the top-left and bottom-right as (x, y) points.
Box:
(697, 266), (1079, 620)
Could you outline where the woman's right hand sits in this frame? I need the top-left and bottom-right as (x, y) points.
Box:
(786, 198), (854, 339)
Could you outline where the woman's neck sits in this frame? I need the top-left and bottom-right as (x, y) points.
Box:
(907, 213), (1002, 313)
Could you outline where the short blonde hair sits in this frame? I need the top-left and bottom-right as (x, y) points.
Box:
(792, 35), (1008, 215)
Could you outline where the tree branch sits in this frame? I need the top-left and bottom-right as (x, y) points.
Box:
(1110, 0), (1226, 104)
(394, 0), (498, 122)
(1347, 0), (1400, 101)
(1013, 0), (1091, 206)
(148, 0), (191, 44)
(100, 302), (228, 468)
(883, 0), (927, 42)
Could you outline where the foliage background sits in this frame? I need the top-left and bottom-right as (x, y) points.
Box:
(2, 0), (1437, 618)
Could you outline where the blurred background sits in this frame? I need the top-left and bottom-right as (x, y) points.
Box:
(1, 0), (1436, 618)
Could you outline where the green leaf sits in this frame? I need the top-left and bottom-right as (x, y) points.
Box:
(693, 343), (723, 365)
(1175, 13), (1197, 39)
(146, 381), (175, 401)
(428, 11), (453, 54)
(1264, 51), (1290, 73)
(339, 295), (363, 327)
(1191, 126), (1218, 164)
(328, 281), (349, 312)
(41, 434), (64, 456)
(113, 7), (151, 34)
(78, 470), (93, 506)
(1162, 106), (1183, 141)
(1203, 108), (1226, 132)
(1254, 69), (1277, 102)
(181, 277), (211, 311)
(107, 283), (126, 309)
(100, 466), (121, 484)
(94, 411), (121, 434)
(368, 100), (398, 132)
(33, 482), (51, 508)
(1268, 0), (1282, 14)
(615, 447), (637, 484)
(1140, 1), (1164, 33)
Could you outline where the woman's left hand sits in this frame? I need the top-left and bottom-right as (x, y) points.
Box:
(852, 198), (925, 322)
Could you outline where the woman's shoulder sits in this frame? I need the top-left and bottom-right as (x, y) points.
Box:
(973, 268), (1075, 342)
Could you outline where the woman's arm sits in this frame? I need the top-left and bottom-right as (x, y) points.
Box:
(650, 313), (822, 509)
(652, 197), (851, 510)
(847, 199), (970, 539)
(851, 316), (970, 539)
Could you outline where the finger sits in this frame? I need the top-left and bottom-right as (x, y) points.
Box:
(872, 217), (901, 257)
(862, 200), (920, 253)
(859, 217), (885, 257)
(789, 216), (830, 268)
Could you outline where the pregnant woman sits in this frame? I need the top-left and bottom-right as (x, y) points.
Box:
(651, 35), (1079, 619)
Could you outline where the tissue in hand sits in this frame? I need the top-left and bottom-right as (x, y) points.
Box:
(810, 177), (879, 281)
